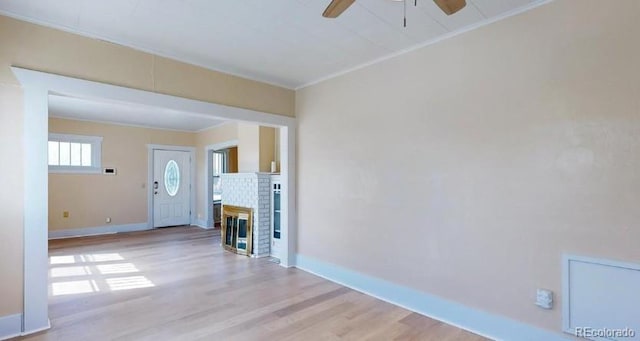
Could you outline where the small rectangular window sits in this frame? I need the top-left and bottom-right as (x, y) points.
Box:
(48, 133), (103, 174)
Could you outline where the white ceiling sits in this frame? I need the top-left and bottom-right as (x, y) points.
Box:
(49, 95), (226, 132)
(0, 0), (548, 88)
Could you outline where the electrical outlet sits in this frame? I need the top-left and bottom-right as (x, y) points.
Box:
(536, 288), (553, 309)
(63, 211), (69, 218)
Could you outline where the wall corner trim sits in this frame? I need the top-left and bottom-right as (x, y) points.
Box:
(0, 314), (22, 341)
(48, 223), (150, 239)
(294, 254), (570, 341)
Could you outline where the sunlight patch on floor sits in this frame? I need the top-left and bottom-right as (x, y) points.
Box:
(97, 263), (139, 275)
(106, 276), (155, 291)
(52, 280), (97, 296)
(50, 266), (92, 278)
(85, 253), (124, 262)
(50, 255), (76, 265)
(48, 252), (154, 296)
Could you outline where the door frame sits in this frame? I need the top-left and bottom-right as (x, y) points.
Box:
(13, 67), (297, 336)
(204, 140), (238, 228)
(147, 145), (196, 229)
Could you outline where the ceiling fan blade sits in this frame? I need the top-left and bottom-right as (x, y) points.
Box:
(322, 0), (356, 18)
(433, 0), (466, 15)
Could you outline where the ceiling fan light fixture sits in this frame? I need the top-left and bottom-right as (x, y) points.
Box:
(322, 0), (465, 25)
(322, 0), (356, 18)
(433, 0), (467, 15)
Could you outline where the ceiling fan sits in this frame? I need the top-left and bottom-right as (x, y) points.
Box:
(322, 0), (466, 19)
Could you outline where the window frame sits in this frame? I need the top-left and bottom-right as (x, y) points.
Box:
(48, 133), (103, 174)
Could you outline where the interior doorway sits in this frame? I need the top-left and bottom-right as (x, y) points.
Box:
(205, 140), (239, 228)
(212, 150), (226, 227)
(15, 67), (296, 335)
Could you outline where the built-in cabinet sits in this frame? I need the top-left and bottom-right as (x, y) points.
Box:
(270, 175), (282, 260)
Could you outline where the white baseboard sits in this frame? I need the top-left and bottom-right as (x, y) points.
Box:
(192, 219), (213, 229)
(295, 254), (570, 341)
(48, 223), (150, 239)
(0, 314), (21, 341)
(22, 319), (50, 337)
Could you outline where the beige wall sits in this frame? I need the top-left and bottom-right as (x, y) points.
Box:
(237, 123), (260, 172)
(274, 128), (281, 173)
(0, 14), (293, 318)
(227, 147), (238, 173)
(296, 0), (640, 335)
(48, 118), (195, 230)
(0, 17), (294, 117)
(0, 84), (24, 316)
(259, 126), (276, 173)
(237, 123), (277, 173)
(51, 118), (259, 232)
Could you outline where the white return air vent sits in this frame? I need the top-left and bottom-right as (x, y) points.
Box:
(563, 255), (640, 340)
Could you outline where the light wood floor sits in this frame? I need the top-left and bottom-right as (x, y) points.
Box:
(15, 227), (488, 341)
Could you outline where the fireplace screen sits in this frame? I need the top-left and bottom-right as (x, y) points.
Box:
(221, 205), (253, 256)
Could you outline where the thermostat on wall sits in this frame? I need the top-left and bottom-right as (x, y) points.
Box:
(103, 168), (117, 175)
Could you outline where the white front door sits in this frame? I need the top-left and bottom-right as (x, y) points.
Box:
(153, 150), (191, 227)
(270, 177), (282, 259)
